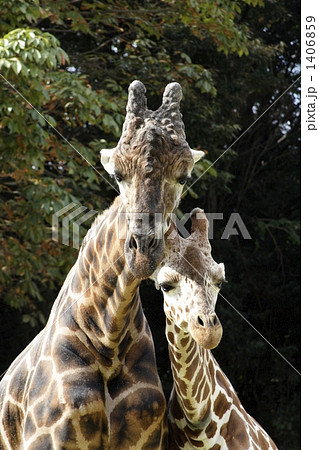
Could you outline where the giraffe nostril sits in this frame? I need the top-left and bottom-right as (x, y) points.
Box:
(196, 314), (218, 328)
(149, 236), (156, 249)
(129, 235), (138, 250)
(128, 233), (158, 253)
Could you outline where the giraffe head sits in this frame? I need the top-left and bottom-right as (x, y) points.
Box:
(153, 208), (225, 349)
(101, 81), (204, 278)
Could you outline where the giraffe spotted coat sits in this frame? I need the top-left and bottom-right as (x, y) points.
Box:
(154, 209), (278, 450)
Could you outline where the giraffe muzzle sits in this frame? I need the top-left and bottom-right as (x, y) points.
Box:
(125, 231), (164, 279)
(189, 313), (223, 349)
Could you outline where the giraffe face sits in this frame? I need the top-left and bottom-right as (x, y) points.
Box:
(157, 258), (225, 350)
(101, 81), (204, 279)
(151, 208), (225, 348)
(112, 135), (196, 279)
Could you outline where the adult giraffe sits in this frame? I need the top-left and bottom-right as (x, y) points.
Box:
(152, 209), (278, 450)
(0, 81), (203, 449)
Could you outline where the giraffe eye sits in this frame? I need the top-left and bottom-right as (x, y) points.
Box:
(160, 283), (174, 292)
(114, 172), (124, 183)
(177, 176), (188, 186)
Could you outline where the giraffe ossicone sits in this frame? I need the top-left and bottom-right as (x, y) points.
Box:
(152, 208), (278, 449)
(101, 80), (204, 279)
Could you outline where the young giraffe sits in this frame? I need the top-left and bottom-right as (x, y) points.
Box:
(0, 81), (203, 449)
(152, 209), (278, 450)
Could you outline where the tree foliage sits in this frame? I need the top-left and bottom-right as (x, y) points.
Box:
(0, 26), (123, 328)
(0, 1), (300, 448)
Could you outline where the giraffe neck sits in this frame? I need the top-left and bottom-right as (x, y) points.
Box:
(166, 318), (219, 425)
(166, 318), (278, 449)
(50, 196), (141, 360)
(0, 195), (168, 449)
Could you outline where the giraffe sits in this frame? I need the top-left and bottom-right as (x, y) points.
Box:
(151, 208), (278, 450)
(0, 197), (168, 449)
(0, 81), (203, 449)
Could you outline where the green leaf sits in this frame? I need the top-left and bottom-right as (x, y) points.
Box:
(18, 39), (25, 49)
(181, 52), (192, 63)
(0, 58), (10, 69)
(11, 58), (22, 74)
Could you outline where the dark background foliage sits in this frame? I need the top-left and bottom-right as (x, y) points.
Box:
(0, 1), (300, 448)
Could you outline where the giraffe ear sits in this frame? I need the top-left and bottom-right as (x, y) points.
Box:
(149, 268), (160, 290)
(219, 262), (225, 278)
(190, 149), (205, 163)
(100, 148), (116, 175)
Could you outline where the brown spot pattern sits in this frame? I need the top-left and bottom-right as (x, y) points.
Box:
(220, 409), (250, 449)
(214, 391), (232, 420)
